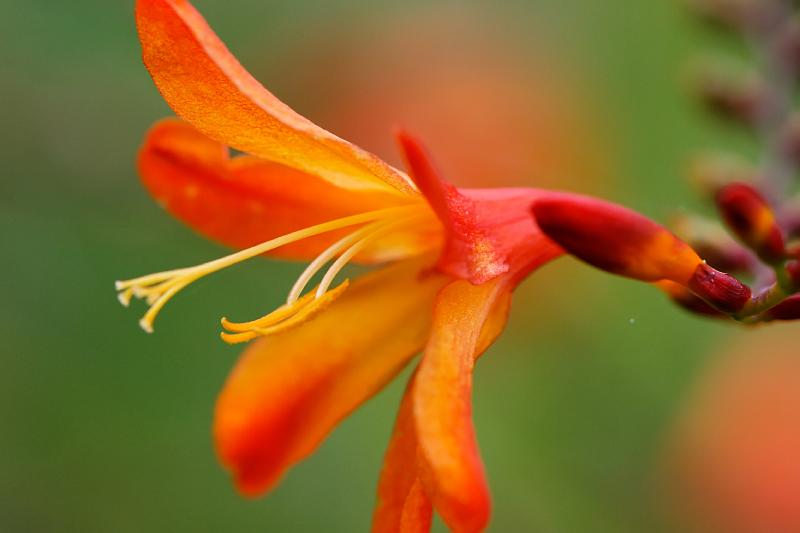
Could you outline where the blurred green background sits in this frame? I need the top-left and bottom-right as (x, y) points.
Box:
(0, 0), (767, 531)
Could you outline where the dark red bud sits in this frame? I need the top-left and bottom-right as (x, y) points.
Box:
(688, 262), (752, 314)
(692, 242), (755, 274)
(765, 294), (800, 321)
(689, 154), (755, 198)
(670, 213), (756, 273)
(781, 199), (800, 239)
(687, 0), (784, 33)
(788, 260), (800, 288)
(715, 182), (786, 263)
(696, 72), (767, 125)
(657, 281), (725, 318)
(780, 114), (800, 166)
(777, 18), (800, 74)
(532, 194), (702, 284)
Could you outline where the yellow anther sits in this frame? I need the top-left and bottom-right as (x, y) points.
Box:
(221, 287), (320, 333)
(220, 280), (350, 344)
(219, 330), (260, 345)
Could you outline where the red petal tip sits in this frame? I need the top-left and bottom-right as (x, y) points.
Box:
(687, 262), (751, 314)
(765, 294), (800, 321)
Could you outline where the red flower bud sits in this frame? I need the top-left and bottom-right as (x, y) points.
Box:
(688, 262), (752, 314)
(715, 182), (786, 263)
(781, 114), (800, 167)
(777, 18), (800, 75)
(765, 294), (800, 321)
(788, 260), (800, 288)
(670, 213), (756, 274)
(695, 70), (767, 126)
(687, 0), (786, 33)
(688, 153), (755, 199)
(656, 280), (725, 318)
(692, 242), (755, 274)
(532, 194), (702, 284)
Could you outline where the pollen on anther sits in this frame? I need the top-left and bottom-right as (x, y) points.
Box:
(117, 289), (132, 307)
(139, 318), (154, 334)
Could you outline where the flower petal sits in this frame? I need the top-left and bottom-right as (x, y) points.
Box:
(139, 119), (435, 262)
(372, 374), (433, 533)
(412, 277), (512, 533)
(373, 285), (510, 533)
(214, 257), (449, 497)
(135, 0), (415, 194)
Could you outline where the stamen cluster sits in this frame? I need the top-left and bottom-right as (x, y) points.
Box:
(116, 205), (429, 340)
(532, 0), (800, 323)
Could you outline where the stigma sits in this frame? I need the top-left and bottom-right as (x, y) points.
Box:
(116, 205), (429, 342)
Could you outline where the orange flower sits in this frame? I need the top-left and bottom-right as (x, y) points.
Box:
(120, 1), (565, 530)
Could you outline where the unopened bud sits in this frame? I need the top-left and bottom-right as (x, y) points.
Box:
(780, 198), (800, 239)
(695, 68), (768, 125)
(693, 242), (755, 273)
(532, 194), (702, 284)
(656, 280), (725, 317)
(777, 17), (800, 74)
(687, 0), (786, 33)
(688, 153), (756, 198)
(715, 182), (786, 263)
(788, 260), (800, 288)
(780, 114), (800, 167)
(671, 213), (756, 273)
(764, 294), (800, 321)
(688, 262), (752, 314)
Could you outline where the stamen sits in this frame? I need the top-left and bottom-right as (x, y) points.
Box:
(218, 213), (427, 343)
(117, 288), (133, 307)
(139, 272), (201, 333)
(220, 280), (350, 344)
(116, 205), (423, 332)
(316, 219), (413, 297)
(286, 219), (397, 304)
(221, 288), (321, 333)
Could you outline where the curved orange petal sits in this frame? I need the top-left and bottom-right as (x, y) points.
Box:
(373, 283), (509, 533)
(135, 0), (415, 194)
(139, 119), (436, 262)
(412, 278), (512, 533)
(214, 257), (449, 497)
(372, 374), (433, 533)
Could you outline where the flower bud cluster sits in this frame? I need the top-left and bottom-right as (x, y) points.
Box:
(687, 0), (790, 38)
(680, 0), (800, 320)
(531, 0), (800, 323)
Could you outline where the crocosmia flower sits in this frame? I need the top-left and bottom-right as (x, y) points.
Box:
(120, 1), (567, 530)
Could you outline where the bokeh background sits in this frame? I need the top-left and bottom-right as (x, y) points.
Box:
(2, 0), (797, 531)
